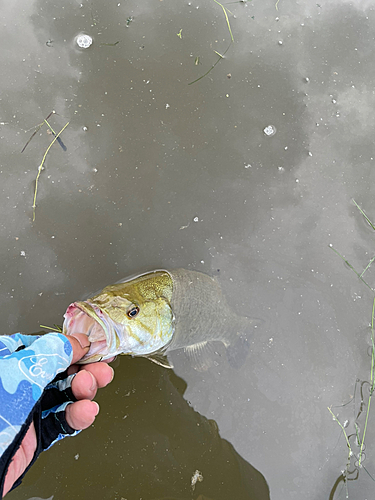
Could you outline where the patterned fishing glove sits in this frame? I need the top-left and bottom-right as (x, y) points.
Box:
(0, 333), (80, 496)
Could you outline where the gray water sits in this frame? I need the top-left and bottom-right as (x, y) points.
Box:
(2, 0), (375, 498)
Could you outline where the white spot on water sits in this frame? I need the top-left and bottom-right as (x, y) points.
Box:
(76, 34), (93, 49)
(193, 216), (199, 222)
(263, 125), (276, 137)
(20, 251), (26, 257)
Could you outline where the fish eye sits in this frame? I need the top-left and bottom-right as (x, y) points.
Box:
(127, 305), (140, 318)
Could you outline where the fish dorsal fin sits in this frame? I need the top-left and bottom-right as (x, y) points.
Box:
(146, 352), (174, 369)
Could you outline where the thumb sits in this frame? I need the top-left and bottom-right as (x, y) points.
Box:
(67, 333), (91, 364)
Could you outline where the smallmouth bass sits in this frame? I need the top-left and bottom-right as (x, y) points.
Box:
(63, 269), (260, 369)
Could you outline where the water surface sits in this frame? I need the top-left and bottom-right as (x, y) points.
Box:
(2, 0), (375, 498)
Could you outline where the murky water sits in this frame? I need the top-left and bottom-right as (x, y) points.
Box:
(3, 0), (375, 498)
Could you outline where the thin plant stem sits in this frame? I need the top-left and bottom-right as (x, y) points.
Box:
(358, 298), (375, 466)
(353, 199), (375, 231)
(21, 111), (54, 153)
(40, 324), (63, 333)
(275, 0), (280, 10)
(32, 121), (69, 221)
(188, 44), (231, 85)
(329, 245), (374, 292)
(213, 0), (234, 41)
(360, 256), (375, 278)
(328, 407), (352, 454)
(44, 119), (67, 151)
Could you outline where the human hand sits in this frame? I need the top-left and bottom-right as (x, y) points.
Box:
(0, 333), (114, 497)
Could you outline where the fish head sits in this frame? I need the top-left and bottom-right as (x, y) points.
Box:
(63, 270), (174, 363)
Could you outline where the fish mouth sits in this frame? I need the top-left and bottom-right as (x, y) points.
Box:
(63, 301), (116, 362)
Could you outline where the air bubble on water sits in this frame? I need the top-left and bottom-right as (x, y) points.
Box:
(193, 216), (199, 222)
(308, 151), (313, 157)
(20, 251), (26, 257)
(278, 40), (283, 45)
(82, 126), (88, 131)
(263, 125), (276, 137)
(75, 454), (79, 460)
(278, 166), (285, 172)
(76, 34), (93, 49)
(304, 77), (310, 83)
(343, 419), (349, 428)
(332, 99), (337, 104)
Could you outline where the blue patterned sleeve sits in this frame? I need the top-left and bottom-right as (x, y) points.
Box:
(0, 333), (76, 496)
(0, 333), (42, 358)
(0, 333), (72, 455)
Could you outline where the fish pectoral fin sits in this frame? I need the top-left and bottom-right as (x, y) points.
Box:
(183, 341), (220, 372)
(146, 352), (174, 369)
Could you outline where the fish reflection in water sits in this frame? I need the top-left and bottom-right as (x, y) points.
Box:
(63, 269), (261, 370)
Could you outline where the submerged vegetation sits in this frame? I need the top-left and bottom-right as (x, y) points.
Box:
(22, 111), (69, 222)
(328, 200), (375, 498)
(189, 0), (235, 85)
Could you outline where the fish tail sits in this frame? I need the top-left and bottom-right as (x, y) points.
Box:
(226, 316), (263, 369)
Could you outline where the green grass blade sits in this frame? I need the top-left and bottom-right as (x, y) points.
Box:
(353, 199), (375, 231)
(213, 0), (234, 42)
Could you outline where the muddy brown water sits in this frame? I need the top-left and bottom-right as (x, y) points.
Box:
(3, 0), (375, 499)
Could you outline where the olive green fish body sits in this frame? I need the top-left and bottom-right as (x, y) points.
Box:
(63, 269), (257, 367)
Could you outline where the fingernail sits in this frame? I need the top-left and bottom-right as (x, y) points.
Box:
(109, 366), (115, 383)
(88, 371), (96, 391)
(92, 401), (100, 416)
(70, 333), (90, 350)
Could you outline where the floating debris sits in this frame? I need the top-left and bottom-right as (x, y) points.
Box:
(32, 121), (70, 221)
(188, 0), (234, 85)
(76, 34), (93, 49)
(191, 470), (203, 491)
(263, 125), (277, 137)
(100, 41), (120, 47)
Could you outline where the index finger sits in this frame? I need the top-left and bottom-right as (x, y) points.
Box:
(66, 333), (91, 364)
